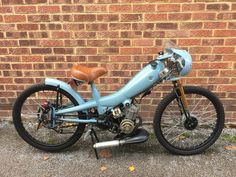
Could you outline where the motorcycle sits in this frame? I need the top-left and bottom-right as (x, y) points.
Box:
(13, 42), (225, 158)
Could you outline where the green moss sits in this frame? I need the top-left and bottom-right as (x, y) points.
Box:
(221, 134), (236, 144)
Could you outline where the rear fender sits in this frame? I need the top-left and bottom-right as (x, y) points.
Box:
(45, 78), (85, 105)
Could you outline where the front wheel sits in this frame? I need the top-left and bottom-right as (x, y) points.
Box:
(154, 86), (225, 155)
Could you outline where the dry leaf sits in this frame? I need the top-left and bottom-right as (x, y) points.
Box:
(129, 165), (135, 172)
(43, 156), (49, 161)
(100, 165), (107, 172)
(224, 146), (236, 150)
(99, 149), (112, 158)
(176, 135), (186, 141)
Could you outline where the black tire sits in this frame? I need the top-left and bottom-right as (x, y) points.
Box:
(153, 86), (225, 155)
(13, 84), (86, 152)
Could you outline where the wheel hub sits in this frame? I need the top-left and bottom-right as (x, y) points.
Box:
(184, 116), (198, 130)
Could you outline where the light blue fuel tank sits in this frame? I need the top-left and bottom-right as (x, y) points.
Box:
(100, 61), (165, 107)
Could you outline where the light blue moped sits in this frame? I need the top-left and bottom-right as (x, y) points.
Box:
(13, 42), (225, 158)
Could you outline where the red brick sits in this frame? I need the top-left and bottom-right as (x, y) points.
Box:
(53, 48), (74, 54)
(121, 14), (142, 22)
(12, 64), (32, 69)
(0, 7), (13, 13)
(85, 5), (106, 12)
(109, 5), (132, 12)
(25, 0), (47, 4)
(31, 48), (52, 54)
(2, 0), (24, 5)
(120, 48), (142, 55)
(4, 15), (26, 23)
(144, 14), (167, 21)
(202, 39), (224, 46)
(178, 39), (201, 46)
(86, 24), (108, 31)
(97, 14), (119, 22)
(52, 32), (71, 38)
(132, 39), (154, 46)
(74, 15), (96, 22)
(133, 4), (155, 12)
(228, 22), (236, 29)
(65, 40), (86, 47)
(62, 5), (84, 12)
(168, 13), (191, 21)
(98, 48), (119, 55)
(180, 22), (203, 29)
(190, 30), (213, 37)
(206, 4), (229, 11)
(97, 31), (119, 38)
(217, 13), (236, 20)
(22, 56), (43, 62)
(143, 47), (162, 54)
(225, 39), (236, 45)
(223, 55), (236, 61)
(109, 23), (131, 30)
(214, 30), (236, 37)
(157, 4), (180, 12)
(193, 13), (216, 20)
(156, 23), (178, 30)
(9, 48), (30, 55)
(166, 30), (189, 38)
(204, 22), (226, 29)
(182, 4), (205, 11)
(189, 47), (212, 54)
(76, 48), (97, 55)
(209, 62), (230, 69)
(28, 15), (50, 22)
(143, 31), (165, 38)
(14, 6), (37, 13)
(132, 23), (154, 30)
(110, 40), (130, 47)
(17, 24), (38, 30)
(213, 47), (234, 54)
(38, 6), (61, 13)
(87, 40), (108, 47)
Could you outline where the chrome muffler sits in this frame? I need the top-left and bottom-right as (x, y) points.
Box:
(93, 129), (149, 149)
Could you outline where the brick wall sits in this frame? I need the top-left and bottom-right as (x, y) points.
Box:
(0, 0), (235, 122)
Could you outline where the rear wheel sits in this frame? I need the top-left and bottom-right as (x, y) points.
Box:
(13, 84), (86, 152)
(154, 86), (225, 155)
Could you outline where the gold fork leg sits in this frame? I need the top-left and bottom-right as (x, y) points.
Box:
(172, 80), (189, 112)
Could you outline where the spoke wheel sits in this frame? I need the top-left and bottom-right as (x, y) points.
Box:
(13, 84), (86, 152)
(154, 86), (224, 155)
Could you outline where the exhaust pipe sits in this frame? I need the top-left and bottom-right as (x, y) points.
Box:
(93, 129), (149, 149)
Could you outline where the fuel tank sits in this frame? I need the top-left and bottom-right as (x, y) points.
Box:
(99, 61), (165, 107)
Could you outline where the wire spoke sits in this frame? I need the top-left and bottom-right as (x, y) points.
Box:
(20, 87), (79, 146)
(160, 91), (218, 151)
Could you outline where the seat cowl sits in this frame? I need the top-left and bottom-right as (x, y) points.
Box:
(71, 65), (107, 82)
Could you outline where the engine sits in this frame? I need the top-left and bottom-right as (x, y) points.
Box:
(112, 104), (141, 135)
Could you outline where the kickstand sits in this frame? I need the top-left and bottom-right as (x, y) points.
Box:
(90, 128), (100, 159)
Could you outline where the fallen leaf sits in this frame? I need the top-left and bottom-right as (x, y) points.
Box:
(176, 135), (186, 141)
(43, 156), (49, 161)
(129, 165), (135, 172)
(100, 165), (107, 172)
(99, 149), (112, 158)
(224, 146), (236, 150)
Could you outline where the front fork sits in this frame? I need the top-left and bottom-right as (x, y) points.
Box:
(172, 80), (190, 119)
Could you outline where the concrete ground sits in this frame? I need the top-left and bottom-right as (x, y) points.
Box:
(0, 122), (235, 177)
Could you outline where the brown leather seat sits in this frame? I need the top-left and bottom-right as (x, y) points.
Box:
(71, 65), (107, 82)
